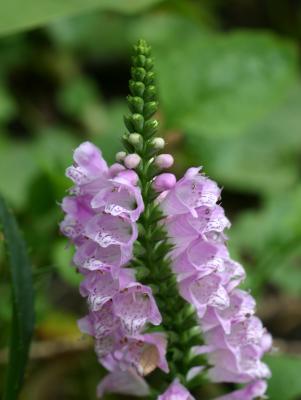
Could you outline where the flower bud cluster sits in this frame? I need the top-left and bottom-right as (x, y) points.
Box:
(60, 142), (168, 397)
(117, 136), (173, 172)
(159, 167), (272, 399)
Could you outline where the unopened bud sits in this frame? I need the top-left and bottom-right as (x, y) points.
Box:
(153, 173), (176, 192)
(152, 137), (165, 150)
(124, 153), (141, 169)
(132, 114), (144, 133)
(128, 133), (143, 149)
(144, 119), (158, 137)
(116, 151), (127, 162)
(154, 154), (174, 169)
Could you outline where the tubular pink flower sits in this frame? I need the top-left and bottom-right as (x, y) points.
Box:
(160, 167), (221, 217)
(66, 141), (109, 185)
(113, 284), (162, 335)
(159, 167), (272, 399)
(61, 141), (166, 397)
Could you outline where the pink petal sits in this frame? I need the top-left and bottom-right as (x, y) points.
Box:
(113, 284), (162, 335)
(97, 369), (150, 397)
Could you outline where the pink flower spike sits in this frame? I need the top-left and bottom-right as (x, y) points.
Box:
(153, 173), (177, 192)
(158, 379), (195, 400)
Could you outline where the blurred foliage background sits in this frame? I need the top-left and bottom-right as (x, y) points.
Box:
(0, 0), (301, 399)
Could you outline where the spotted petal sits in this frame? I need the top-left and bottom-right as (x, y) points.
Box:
(113, 284), (162, 335)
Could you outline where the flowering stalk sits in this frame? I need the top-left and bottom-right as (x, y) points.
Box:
(122, 40), (204, 388)
(60, 39), (272, 399)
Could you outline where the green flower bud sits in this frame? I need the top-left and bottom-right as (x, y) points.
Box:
(128, 133), (143, 150)
(123, 115), (134, 132)
(131, 67), (146, 82)
(144, 58), (154, 71)
(151, 137), (165, 150)
(144, 101), (158, 119)
(133, 54), (146, 67)
(144, 119), (159, 137)
(144, 71), (155, 85)
(115, 151), (127, 162)
(129, 80), (145, 97)
(144, 85), (156, 101)
(132, 113), (144, 133)
(127, 96), (144, 114)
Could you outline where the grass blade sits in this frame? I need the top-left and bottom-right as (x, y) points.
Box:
(0, 195), (35, 400)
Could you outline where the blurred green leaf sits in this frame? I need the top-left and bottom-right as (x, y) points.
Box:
(0, 0), (162, 36)
(48, 12), (129, 59)
(92, 100), (127, 164)
(0, 137), (37, 209)
(166, 31), (298, 138)
(188, 85), (301, 195)
(58, 77), (101, 118)
(266, 354), (301, 400)
(131, 15), (298, 138)
(0, 85), (16, 122)
(272, 247), (301, 295)
(33, 127), (80, 175)
(229, 185), (301, 294)
(0, 196), (34, 400)
(53, 241), (81, 287)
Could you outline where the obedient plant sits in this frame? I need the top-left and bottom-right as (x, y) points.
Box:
(60, 40), (272, 399)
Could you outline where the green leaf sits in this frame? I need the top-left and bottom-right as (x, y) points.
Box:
(229, 185), (301, 294)
(188, 85), (301, 195)
(0, 195), (35, 400)
(0, 137), (37, 209)
(266, 354), (301, 400)
(53, 241), (81, 287)
(167, 31), (298, 138)
(48, 12), (129, 59)
(92, 101), (128, 164)
(0, 0), (162, 36)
